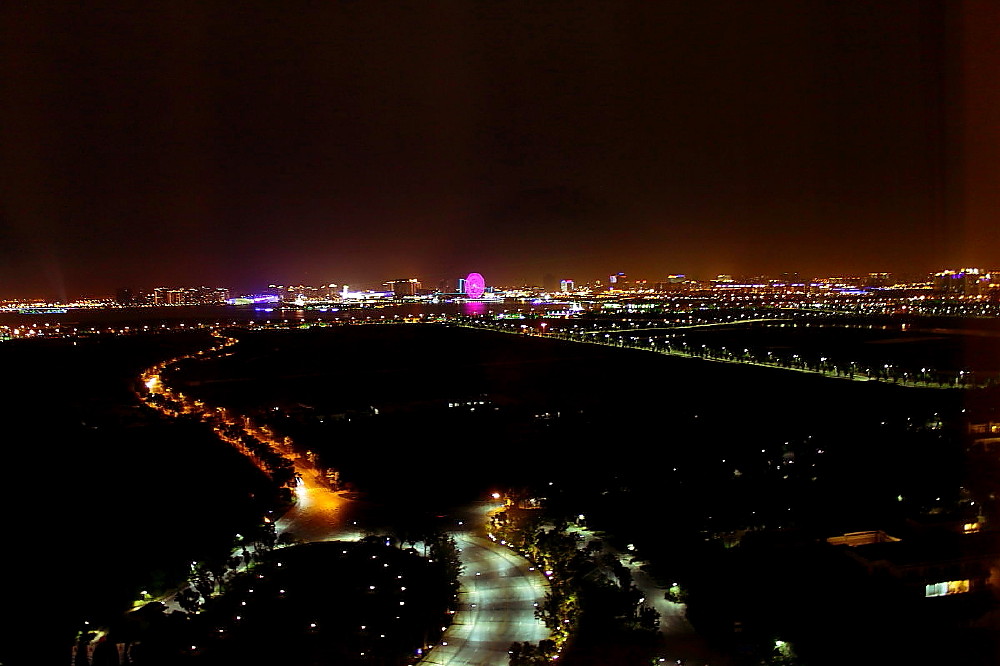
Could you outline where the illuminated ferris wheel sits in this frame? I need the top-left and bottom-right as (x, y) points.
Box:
(464, 272), (485, 299)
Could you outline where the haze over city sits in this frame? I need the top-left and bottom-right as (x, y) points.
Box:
(2, 1), (999, 300)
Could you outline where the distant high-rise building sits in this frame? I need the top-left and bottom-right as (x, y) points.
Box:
(866, 272), (892, 288)
(386, 278), (421, 298)
(934, 268), (991, 296)
(153, 286), (229, 305)
(608, 272), (628, 291)
(560, 279), (574, 293)
(654, 275), (687, 292)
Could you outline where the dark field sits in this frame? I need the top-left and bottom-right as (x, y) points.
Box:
(173, 323), (954, 419)
(122, 541), (454, 666)
(1, 333), (279, 665)
(166, 323), (997, 664)
(170, 324), (967, 528)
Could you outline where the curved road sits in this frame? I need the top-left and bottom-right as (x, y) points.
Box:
(275, 465), (364, 543)
(144, 334), (551, 665)
(420, 533), (550, 666)
(276, 477), (551, 666)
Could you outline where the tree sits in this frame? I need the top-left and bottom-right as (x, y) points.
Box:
(637, 604), (660, 631)
(508, 639), (556, 665)
(191, 565), (215, 598)
(276, 531), (298, 547)
(175, 587), (201, 614)
(427, 532), (463, 595)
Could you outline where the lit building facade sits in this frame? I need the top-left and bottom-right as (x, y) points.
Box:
(608, 272), (628, 291)
(933, 268), (991, 296)
(385, 278), (422, 298)
(153, 286), (229, 305)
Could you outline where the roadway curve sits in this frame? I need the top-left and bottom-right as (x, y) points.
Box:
(276, 480), (552, 666)
(420, 533), (550, 666)
(275, 464), (364, 543)
(143, 331), (551, 665)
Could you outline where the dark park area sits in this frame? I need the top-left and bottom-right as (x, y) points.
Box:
(159, 322), (999, 664)
(0, 332), (282, 665)
(7, 316), (999, 665)
(99, 539), (460, 665)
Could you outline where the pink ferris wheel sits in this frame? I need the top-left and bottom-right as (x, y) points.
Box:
(464, 272), (486, 299)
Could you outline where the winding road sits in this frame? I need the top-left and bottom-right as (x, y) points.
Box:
(420, 533), (550, 666)
(144, 331), (551, 666)
(275, 475), (551, 666)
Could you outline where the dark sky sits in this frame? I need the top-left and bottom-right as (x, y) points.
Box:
(2, 1), (997, 298)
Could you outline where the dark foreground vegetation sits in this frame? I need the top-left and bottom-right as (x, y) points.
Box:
(16, 318), (1000, 666)
(490, 508), (662, 665)
(0, 332), (281, 666)
(93, 538), (461, 665)
(162, 323), (1000, 664)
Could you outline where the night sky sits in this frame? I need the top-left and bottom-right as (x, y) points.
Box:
(2, 1), (998, 298)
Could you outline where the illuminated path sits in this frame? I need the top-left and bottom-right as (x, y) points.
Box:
(277, 483), (551, 666)
(419, 533), (550, 666)
(142, 331), (553, 665)
(464, 323), (961, 389)
(277, 487), (551, 666)
(274, 471), (363, 543)
(575, 317), (793, 334)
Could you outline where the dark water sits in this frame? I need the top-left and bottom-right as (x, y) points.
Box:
(650, 318), (1000, 375)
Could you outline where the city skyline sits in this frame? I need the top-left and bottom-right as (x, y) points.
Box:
(4, 265), (999, 306)
(2, 2), (998, 299)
